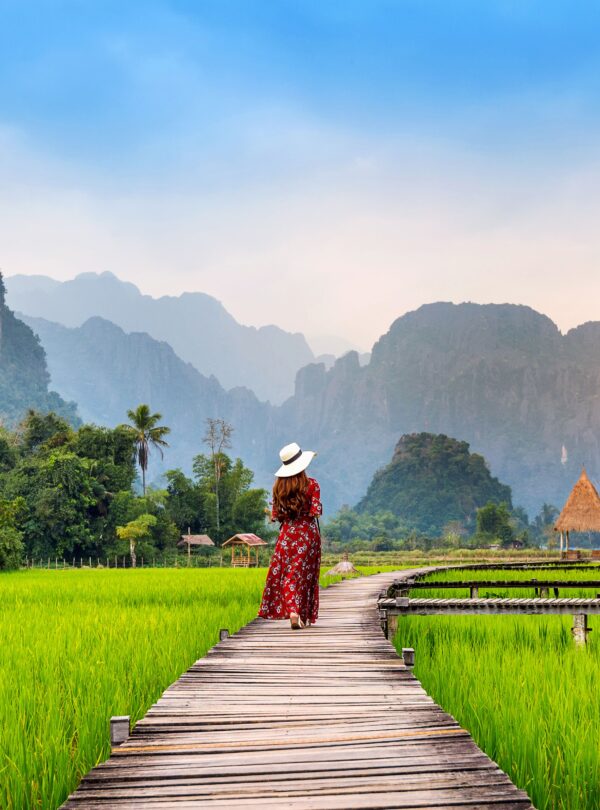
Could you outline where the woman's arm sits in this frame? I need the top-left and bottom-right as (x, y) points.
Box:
(308, 479), (323, 517)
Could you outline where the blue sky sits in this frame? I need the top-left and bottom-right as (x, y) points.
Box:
(1, 1), (600, 348)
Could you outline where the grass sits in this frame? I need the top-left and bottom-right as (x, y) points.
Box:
(0, 564), (401, 809)
(393, 567), (600, 810)
(0, 568), (266, 809)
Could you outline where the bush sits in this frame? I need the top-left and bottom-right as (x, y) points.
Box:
(0, 526), (24, 570)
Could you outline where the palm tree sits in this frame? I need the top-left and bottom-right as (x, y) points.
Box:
(123, 405), (170, 495)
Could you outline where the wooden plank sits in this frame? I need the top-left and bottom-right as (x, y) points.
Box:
(381, 596), (600, 615)
(62, 568), (534, 809)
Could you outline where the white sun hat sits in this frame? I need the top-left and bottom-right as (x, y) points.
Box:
(275, 442), (316, 478)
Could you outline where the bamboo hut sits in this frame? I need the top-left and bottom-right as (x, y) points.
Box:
(554, 469), (600, 554)
(178, 530), (215, 565)
(325, 552), (361, 578)
(222, 533), (267, 567)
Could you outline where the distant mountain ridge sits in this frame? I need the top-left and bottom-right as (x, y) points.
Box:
(0, 276), (78, 427)
(6, 272), (314, 404)
(19, 314), (275, 485)
(11, 293), (600, 517)
(276, 302), (600, 515)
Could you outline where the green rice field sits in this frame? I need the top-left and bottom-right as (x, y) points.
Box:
(0, 565), (397, 809)
(393, 567), (600, 810)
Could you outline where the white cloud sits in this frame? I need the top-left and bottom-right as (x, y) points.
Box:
(1, 120), (600, 348)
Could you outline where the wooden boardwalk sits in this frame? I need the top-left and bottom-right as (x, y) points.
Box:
(64, 569), (533, 809)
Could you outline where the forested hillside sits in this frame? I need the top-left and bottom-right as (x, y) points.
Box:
(0, 274), (77, 428)
(277, 302), (600, 515)
(12, 294), (600, 515)
(19, 314), (274, 485)
(356, 433), (513, 535)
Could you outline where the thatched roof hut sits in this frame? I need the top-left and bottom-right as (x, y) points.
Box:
(325, 553), (361, 578)
(554, 469), (600, 552)
(222, 533), (267, 567)
(177, 533), (215, 549)
(178, 531), (215, 564)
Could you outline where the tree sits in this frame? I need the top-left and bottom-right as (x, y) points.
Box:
(123, 405), (170, 495)
(0, 497), (25, 570)
(202, 418), (233, 536)
(164, 469), (206, 533)
(20, 410), (72, 454)
(193, 451), (268, 542)
(356, 433), (513, 536)
(475, 501), (515, 547)
(533, 503), (559, 547)
(116, 514), (157, 568)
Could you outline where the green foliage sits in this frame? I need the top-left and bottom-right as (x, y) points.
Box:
(191, 452), (269, 541)
(164, 468), (206, 532)
(0, 569), (267, 808)
(116, 513), (157, 541)
(0, 497), (25, 569)
(395, 566), (600, 810)
(0, 407), (268, 563)
(475, 501), (515, 547)
(356, 433), (513, 536)
(122, 404), (170, 495)
(0, 288), (79, 427)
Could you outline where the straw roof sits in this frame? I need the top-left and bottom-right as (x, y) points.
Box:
(554, 469), (600, 533)
(222, 533), (267, 547)
(178, 534), (215, 547)
(325, 553), (361, 577)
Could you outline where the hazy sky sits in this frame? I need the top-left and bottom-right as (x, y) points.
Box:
(2, 1), (600, 351)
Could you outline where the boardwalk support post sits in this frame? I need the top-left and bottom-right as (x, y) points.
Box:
(219, 628), (230, 641)
(469, 586), (479, 598)
(402, 647), (415, 668)
(539, 586), (550, 598)
(379, 608), (388, 638)
(110, 716), (130, 746)
(572, 614), (591, 647)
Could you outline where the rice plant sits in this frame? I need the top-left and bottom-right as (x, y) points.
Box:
(0, 568), (266, 809)
(394, 567), (600, 810)
(0, 564), (399, 808)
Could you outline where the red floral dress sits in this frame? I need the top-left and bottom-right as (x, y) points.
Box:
(259, 477), (322, 625)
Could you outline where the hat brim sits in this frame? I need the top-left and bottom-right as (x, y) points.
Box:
(275, 450), (316, 478)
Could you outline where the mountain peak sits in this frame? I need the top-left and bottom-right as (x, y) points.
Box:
(6, 272), (314, 403)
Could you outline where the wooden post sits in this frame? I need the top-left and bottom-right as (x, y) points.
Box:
(387, 613), (399, 640)
(572, 614), (590, 647)
(379, 608), (388, 638)
(219, 629), (230, 641)
(469, 586), (479, 598)
(539, 586), (549, 598)
(560, 532), (564, 555)
(110, 716), (130, 746)
(566, 530), (570, 552)
(402, 647), (415, 668)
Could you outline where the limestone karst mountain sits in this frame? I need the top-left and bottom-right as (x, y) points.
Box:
(13, 298), (600, 516)
(0, 275), (78, 427)
(6, 272), (314, 404)
(19, 314), (275, 485)
(277, 302), (600, 515)
(355, 433), (513, 535)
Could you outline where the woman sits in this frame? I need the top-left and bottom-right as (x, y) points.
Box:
(259, 442), (322, 630)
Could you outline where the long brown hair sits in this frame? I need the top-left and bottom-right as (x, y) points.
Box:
(273, 471), (309, 520)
